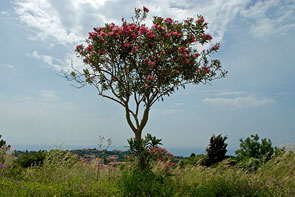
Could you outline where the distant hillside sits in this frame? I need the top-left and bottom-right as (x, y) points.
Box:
(13, 148), (129, 162)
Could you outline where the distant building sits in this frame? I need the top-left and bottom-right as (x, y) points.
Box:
(107, 155), (118, 161)
(91, 158), (104, 165)
(85, 154), (96, 159)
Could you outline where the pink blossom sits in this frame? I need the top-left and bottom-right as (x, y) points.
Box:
(175, 70), (180, 74)
(75, 45), (83, 52)
(147, 32), (156, 38)
(148, 60), (155, 66)
(144, 83), (149, 88)
(164, 17), (173, 24)
(131, 48), (136, 54)
(211, 43), (220, 51)
(203, 33), (213, 41)
(88, 32), (97, 39)
(124, 42), (130, 48)
(131, 32), (137, 39)
(185, 59), (189, 64)
(191, 36), (195, 43)
(86, 44), (93, 52)
(139, 26), (149, 34)
(193, 53), (200, 58)
(202, 66), (210, 73)
(143, 7), (149, 13)
(99, 31), (105, 37)
(171, 32), (178, 36)
(83, 57), (89, 63)
(196, 16), (205, 25)
(147, 75), (154, 80)
(98, 49), (104, 55)
(162, 51), (166, 55)
(113, 26), (119, 31)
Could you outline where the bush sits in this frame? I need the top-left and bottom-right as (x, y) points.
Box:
(13, 150), (47, 168)
(234, 134), (286, 171)
(43, 149), (80, 169)
(235, 134), (274, 161)
(179, 154), (206, 167)
(127, 133), (163, 170)
(120, 167), (175, 196)
(202, 134), (228, 167)
(0, 135), (10, 164)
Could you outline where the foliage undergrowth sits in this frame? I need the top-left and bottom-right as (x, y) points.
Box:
(0, 149), (294, 196)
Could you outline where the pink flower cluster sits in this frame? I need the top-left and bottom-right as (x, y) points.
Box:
(143, 6), (149, 13)
(149, 147), (174, 162)
(164, 17), (173, 24)
(147, 75), (154, 81)
(202, 66), (210, 73)
(0, 162), (7, 169)
(202, 33), (213, 41)
(211, 43), (220, 51)
(178, 46), (188, 57)
(75, 44), (83, 52)
(74, 7), (220, 89)
(196, 16), (205, 25)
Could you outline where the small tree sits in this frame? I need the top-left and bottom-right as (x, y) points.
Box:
(203, 134), (228, 166)
(65, 7), (227, 168)
(235, 134), (274, 161)
(0, 135), (10, 164)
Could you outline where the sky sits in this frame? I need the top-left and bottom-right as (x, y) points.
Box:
(0, 0), (294, 156)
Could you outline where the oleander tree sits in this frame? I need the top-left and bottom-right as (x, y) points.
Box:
(65, 7), (227, 147)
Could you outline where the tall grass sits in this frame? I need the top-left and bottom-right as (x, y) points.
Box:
(1, 149), (295, 196)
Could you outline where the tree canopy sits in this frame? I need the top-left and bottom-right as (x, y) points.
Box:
(65, 7), (227, 141)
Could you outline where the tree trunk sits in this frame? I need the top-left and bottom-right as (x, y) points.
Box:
(125, 103), (150, 170)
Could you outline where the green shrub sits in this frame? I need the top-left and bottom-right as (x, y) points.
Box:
(234, 134), (286, 171)
(13, 150), (46, 168)
(120, 167), (176, 196)
(179, 154), (206, 167)
(235, 134), (273, 161)
(43, 149), (80, 169)
(127, 133), (163, 170)
(0, 135), (10, 164)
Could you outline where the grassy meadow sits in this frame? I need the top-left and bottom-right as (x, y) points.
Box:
(0, 146), (295, 196)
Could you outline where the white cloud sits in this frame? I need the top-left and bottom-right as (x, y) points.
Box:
(13, 0), (295, 73)
(219, 91), (245, 96)
(27, 50), (87, 73)
(29, 51), (62, 71)
(14, 0), (83, 45)
(139, 0), (251, 44)
(175, 103), (184, 107)
(1, 11), (10, 16)
(13, 0), (252, 48)
(240, 0), (295, 38)
(37, 90), (59, 101)
(203, 95), (275, 109)
(2, 64), (16, 70)
(13, 90), (60, 103)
